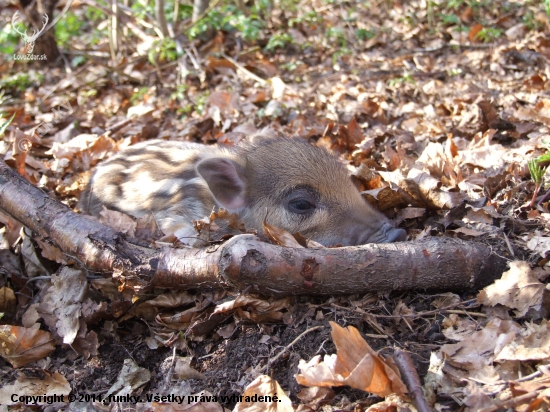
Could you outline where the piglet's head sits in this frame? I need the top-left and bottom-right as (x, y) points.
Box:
(196, 137), (406, 246)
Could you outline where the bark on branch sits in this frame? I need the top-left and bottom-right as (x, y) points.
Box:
(0, 161), (506, 296)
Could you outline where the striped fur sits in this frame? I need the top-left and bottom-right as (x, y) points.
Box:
(80, 136), (406, 246)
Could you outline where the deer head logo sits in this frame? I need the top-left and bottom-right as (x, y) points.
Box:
(12, 11), (49, 54)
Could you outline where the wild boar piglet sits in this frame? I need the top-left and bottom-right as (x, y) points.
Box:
(80, 136), (407, 246)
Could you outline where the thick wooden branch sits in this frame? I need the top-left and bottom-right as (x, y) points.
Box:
(0, 161), (506, 296)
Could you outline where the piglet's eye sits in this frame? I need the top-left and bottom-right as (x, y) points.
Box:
(288, 199), (316, 214)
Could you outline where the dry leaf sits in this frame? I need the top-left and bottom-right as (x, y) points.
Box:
(394, 207), (426, 225)
(173, 356), (205, 380)
(295, 322), (407, 397)
(526, 236), (550, 257)
(441, 318), (521, 371)
(234, 375), (293, 412)
(0, 286), (16, 315)
(271, 77), (286, 100)
(99, 206), (137, 236)
(0, 371), (70, 405)
(72, 330), (99, 359)
(404, 169), (467, 209)
(47, 133), (117, 162)
(296, 386), (335, 410)
(34, 238), (68, 264)
(37, 267), (88, 345)
(217, 322), (236, 339)
(496, 320), (550, 361)
(441, 314), (478, 341)
(105, 358), (151, 397)
(263, 218), (304, 248)
(478, 261), (549, 318)
(213, 295), (290, 323)
(511, 367), (550, 393)
(0, 324), (56, 368)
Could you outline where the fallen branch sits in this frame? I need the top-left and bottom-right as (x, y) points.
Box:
(0, 161), (507, 296)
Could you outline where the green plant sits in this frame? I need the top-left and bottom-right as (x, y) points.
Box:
(131, 0), (155, 20)
(148, 38), (178, 64)
(0, 23), (21, 55)
(388, 73), (416, 87)
(289, 10), (321, 28)
(0, 73), (32, 92)
(71, 55), (87, 67)
(326, 27), (347, 47)
(178, 4), (194, 20)
(522, 10), (540, 30)
(194, 93), (209, 115)
(280, 0), (300, 13)
(85, 6), (106, 21)
(475, 27), (503, 42)
(55, 11), (84, 47)
(440, 13), (461, 25)
(176, 104), (193, 118)
(252, 0), (271, 14)
(231, 14), (263, 41)
(446, 0), (466, 10)
(355, 28), (375, 41)
(529, 142), (550, 207)
(528, 160), (546, 208)
(448, 67), (463, 76)
(0, 90), (9, 106)
(170, 84), (189, 102)
(130, 87), (150, 105)
(0, 113), (15, 137)
(453, 25), (470, 33)
(265, 33), (294, 52)
(188, 5), (264, 42)
(83, 7), (108, 46)
(545, 0), (550, 16)
(280, 60), (304, 72)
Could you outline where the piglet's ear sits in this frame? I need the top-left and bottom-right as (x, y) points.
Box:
(196, 158), (247, 210)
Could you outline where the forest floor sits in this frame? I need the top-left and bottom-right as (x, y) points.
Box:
(1, 0), (550, 411)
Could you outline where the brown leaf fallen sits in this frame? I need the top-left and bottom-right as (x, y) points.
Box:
(0, 324), (56, 368)
(295, 322), (407, 398)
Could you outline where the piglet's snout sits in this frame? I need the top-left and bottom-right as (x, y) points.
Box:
(354, 222), (407, 245)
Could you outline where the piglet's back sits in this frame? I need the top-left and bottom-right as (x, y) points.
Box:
(79, 140), (222, 235)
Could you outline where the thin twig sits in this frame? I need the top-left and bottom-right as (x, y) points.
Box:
(221, 53), (268, 85)
(164, 346), (178, 387)
(537, 188), (550, 205)
(332, 298), (479, 319)
(477, 390), (540, 412)
(502, 231), (515, 258)
(479, 368), (543, 393)
(44, 0), (74, 32)
(260, 326), (323, 373)
(445, 309), (486, 317)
